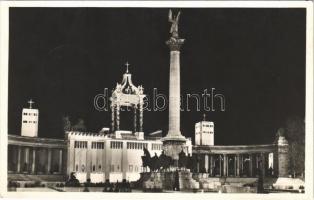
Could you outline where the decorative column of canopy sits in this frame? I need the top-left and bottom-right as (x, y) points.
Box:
(111, 104), (115, 132)
(110, 62), (146, 133)
(133, 104), (137, 132)
(116, 103), (120, 131)
(139, 101), (143, 132)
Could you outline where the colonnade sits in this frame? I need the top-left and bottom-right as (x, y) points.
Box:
(8, 144), (65, 175)
(196, 152), (272, 178)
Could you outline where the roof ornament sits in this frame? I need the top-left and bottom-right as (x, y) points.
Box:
(28, 99), (35, 109)
(125, 61), (130, 74)
(112, 62), (144, 95)
(138, 85), (144, 95)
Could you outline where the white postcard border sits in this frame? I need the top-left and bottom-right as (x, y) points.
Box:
(0, 1), (313, 200)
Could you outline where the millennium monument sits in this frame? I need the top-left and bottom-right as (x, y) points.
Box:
(162, 10), (188, 162)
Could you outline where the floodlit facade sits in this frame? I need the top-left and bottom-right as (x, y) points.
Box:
(66, 130), (164, 183)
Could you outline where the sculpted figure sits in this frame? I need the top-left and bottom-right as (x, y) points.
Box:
(168, 9), (181, 38)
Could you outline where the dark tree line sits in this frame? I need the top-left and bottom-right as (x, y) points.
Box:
(62, 116), (87, 132)
(284, 116), (305, 178)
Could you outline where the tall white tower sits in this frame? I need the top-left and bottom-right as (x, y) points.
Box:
(21, 99), (39, 137)
(195, 114), (214, 146)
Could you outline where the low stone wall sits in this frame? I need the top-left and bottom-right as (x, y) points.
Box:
(143, 172), (163, 191)
(178, 171), (199, 191)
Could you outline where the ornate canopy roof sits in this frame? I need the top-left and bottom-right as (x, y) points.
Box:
(111, 63), (145, 106)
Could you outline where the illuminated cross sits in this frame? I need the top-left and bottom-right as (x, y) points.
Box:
(125, 62), (130, 73)
(28, 99), (34, 109)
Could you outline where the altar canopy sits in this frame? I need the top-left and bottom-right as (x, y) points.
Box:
(110, 63), (146, 133)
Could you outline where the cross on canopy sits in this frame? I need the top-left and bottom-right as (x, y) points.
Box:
(125, 61), (130, 73)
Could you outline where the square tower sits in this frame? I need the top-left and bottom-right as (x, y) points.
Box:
(21, 100), (39, 137)
(195, 119), (214, 146)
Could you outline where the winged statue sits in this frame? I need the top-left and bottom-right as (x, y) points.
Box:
(168, 9), (181, 38)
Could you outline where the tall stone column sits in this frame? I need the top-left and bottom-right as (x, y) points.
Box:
(162, 35), (187, 161)
(165, 38), (185, 139)
(17, 146), (21, 173)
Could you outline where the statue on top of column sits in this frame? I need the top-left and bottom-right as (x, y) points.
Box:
(168, 9), (181, 38)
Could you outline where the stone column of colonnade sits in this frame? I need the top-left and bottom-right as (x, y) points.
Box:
(58, 149), (63, 173)
(47, 148), (52, 174)
(24, 147), (30, 172)
(249, 154), (253, 177)
(236, 154), (240, 176)
(17, 146), (21, 173)
(31, 147), (36, 173)
(15, 146), (31, 173)
(223, 154), (227, 177)
(210, 155), (214, 176)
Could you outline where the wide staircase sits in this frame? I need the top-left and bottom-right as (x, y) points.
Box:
(194, 174), (258, 192)
(8, 174), (66, 182)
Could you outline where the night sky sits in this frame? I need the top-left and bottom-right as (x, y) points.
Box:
(8, 8), (306, 145)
